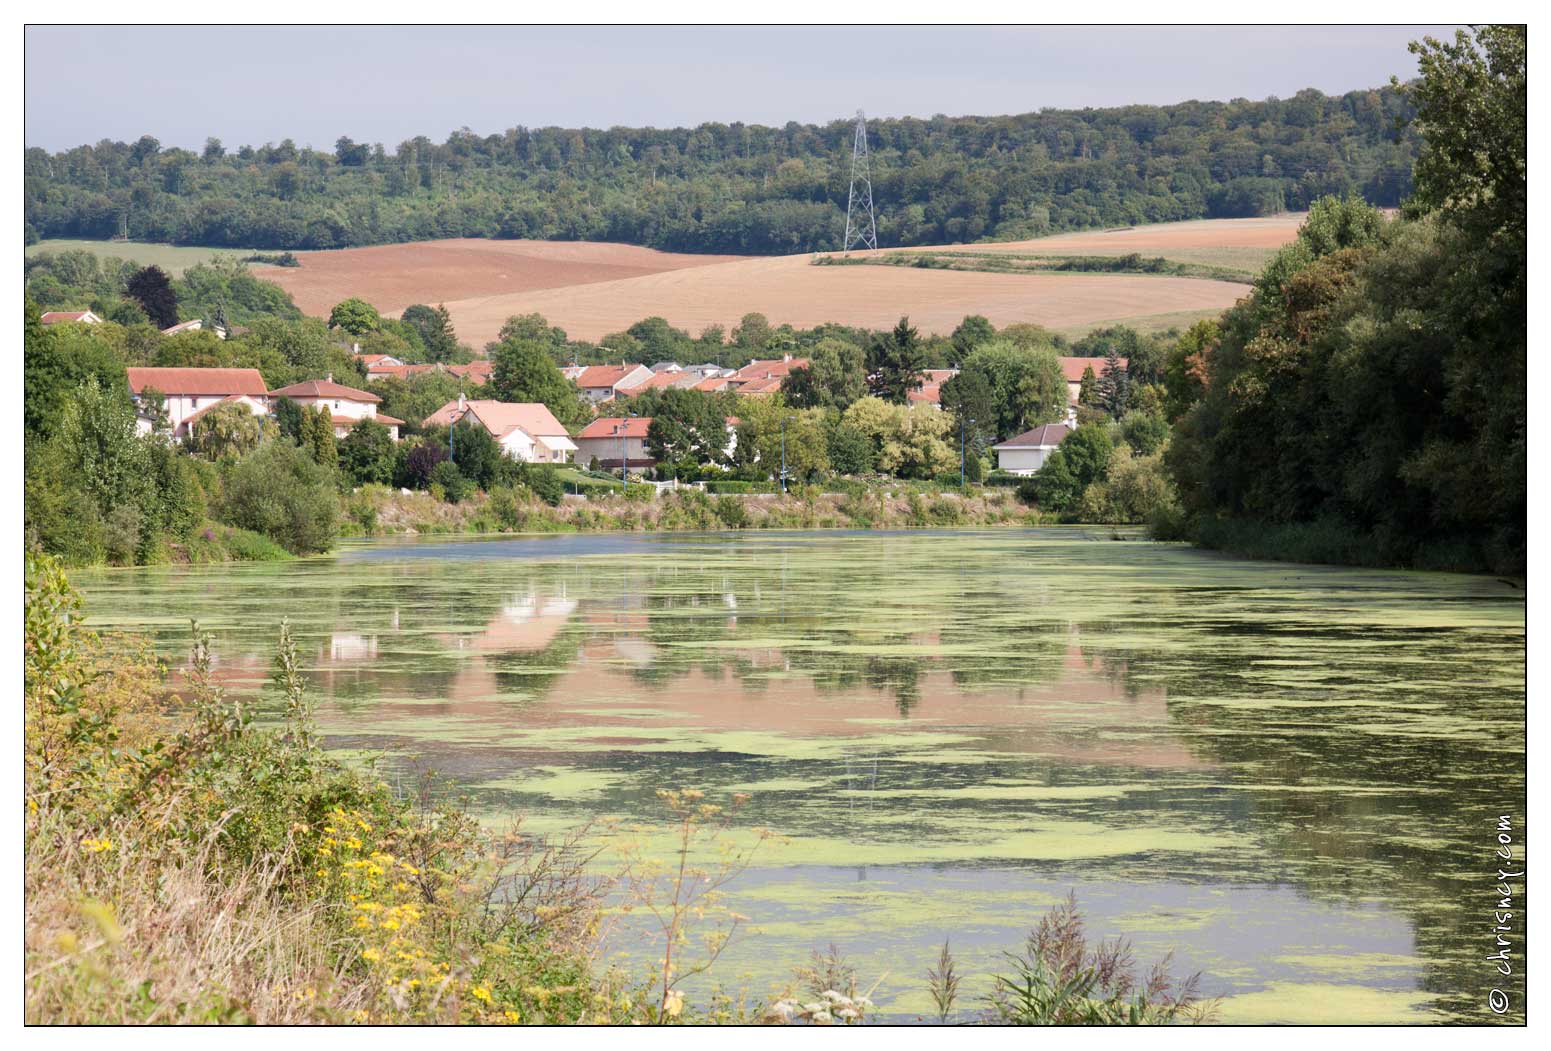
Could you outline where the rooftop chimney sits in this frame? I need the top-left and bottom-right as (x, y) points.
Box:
(326, 372), (333, 383)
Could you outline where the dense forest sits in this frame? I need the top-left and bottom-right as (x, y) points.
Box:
(24, 86), (1417, 254)
(1161, 26), (1525, 574)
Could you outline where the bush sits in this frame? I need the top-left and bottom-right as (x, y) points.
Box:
(219, 441), (339, 554)
(713, 495), (749, 529)
(517, 464), (565, 507)
(430, 461), (473, 504)
(489, 487), (525, 531)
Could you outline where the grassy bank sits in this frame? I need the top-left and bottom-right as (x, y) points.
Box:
(25, 550), (1218, 1026)
(343, 484), (1048, 539)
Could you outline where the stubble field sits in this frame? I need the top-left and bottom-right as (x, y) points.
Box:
(247, 214), (1306, 346)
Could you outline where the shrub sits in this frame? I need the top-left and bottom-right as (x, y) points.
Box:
(489, 487), (525, 531)
(430, 460), (472, 504)
(219, 441), (339, 555)
(713, 495), (749, 529)
(518, 464), (565, 507)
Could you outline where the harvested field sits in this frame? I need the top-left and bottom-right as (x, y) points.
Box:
(252, 238), (750, 319)
(249, 215), (1307, 346)
(439, 258), (1253, 345)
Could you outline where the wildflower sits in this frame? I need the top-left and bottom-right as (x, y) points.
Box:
(81, 838), (113, 854)
(504, 1010), (521, 1023)
(663, 989), (684, 1018)
(352, 1010), (369, 1023)
(362, 948), (382, 962)
(471, 986), (493, 1004)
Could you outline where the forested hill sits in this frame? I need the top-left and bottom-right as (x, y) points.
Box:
(25, 85), (1416, 255)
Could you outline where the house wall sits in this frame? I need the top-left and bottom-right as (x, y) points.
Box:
(996, 447), (1056, 475)
(574, 435), (650, 467)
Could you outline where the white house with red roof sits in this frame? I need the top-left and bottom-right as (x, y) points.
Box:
(40, 310), (103, 326)
(127, 366), (271, 438)
(992, 423), (1071, 475)
(572, 364), (653, 403)
(574, 416), (654, 470)
(422, 397), (577, 463)
(270, 376), (404, 440)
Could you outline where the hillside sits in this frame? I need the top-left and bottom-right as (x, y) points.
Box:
(233, 214), (1298, 346)
(24, 87), (1415, 255)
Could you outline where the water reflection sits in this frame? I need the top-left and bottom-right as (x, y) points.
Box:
(75, 530), (1525, 1023)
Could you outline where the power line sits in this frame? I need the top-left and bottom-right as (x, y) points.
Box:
(843, 109), (878, 252)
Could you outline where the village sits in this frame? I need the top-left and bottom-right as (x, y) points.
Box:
(41, 304), (1118, 486)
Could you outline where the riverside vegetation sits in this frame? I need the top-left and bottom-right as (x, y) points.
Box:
(24, 550), (1218, 1025)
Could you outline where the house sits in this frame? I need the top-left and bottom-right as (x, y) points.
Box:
(356, 353), (404, 369)
(692, 374), (736, 393)
(730, 354), (808, 395)
(269, 376), (404, 440)
(617, 371), (701, 397)
(649, 361), (683, 374)
(422, 397), (577, 463)
(681, 363), (731, 380)
(992, 423), (1071, 475)
(126, 366), (271, 438)
(574, 416), (654, 470)
(908, 368), (959, 408)
(162, 318), (226, 339)
(1059, 356), (1125, 406)
(446, 360), (494, 384)
(39, 310), (103, 325)
(572, 364), (654, 403)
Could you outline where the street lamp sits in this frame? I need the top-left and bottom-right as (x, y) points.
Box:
(780, 415), (795, 494)
(617, 411), (637, 497)
(959, 415), (966, 488)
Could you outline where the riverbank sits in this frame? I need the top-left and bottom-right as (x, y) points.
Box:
(343, 484), (1049, 539)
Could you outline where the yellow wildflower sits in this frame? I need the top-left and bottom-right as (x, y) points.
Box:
(352, 1009), (369, 1023)
(471, 986), (492, 1004)
(362, 948), (382, 962)
(504, 1010), (521, 1023)
(81, 838), (113, 854)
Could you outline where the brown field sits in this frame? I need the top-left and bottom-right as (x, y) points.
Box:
(254, 215), (1307, 347)
(253, 238), (750, 319)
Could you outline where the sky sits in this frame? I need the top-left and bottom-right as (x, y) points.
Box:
(24, 25), (1459, 152)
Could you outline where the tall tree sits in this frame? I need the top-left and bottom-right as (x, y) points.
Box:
(126, 265), (179, 328)
(866, 317), (926, 404)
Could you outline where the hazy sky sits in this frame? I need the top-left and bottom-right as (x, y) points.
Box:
(25, 25), (1457, 152)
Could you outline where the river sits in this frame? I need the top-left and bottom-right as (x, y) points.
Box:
(76, 528), (1526, 1023)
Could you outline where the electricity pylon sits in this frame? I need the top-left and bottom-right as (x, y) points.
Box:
(843, 109), (878, 253)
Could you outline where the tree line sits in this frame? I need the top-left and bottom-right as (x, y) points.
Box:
(25, 85), (1416, 254)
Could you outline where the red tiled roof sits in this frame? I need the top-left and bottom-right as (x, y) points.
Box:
(618, 371), (696, 395)
(161, 319), (204, 335)
(1058, 356), (1125, 383)
(40, 310), (97, 323)
(908, 384), (943, 404)
(735, 376), (786, 395)
(577, 416), (651, 439)
(732, 357), (807, 382)
(694, 376), (734, 392)
(447, 361), (493, 381)
(575, 364), (647, 389)
(127, 366), (269, 397)
(994, 423), (1071, 449)
(422, 400), (569, 438)
(373, 413), (404, 427)
(270, 378), (381, 403)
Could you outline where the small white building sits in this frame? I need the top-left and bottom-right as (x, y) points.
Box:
(127, 366), (271, 438)
(422, 397), (577, 463)
(270, 376), (404, 440)
(992, 423), (1071, 475)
